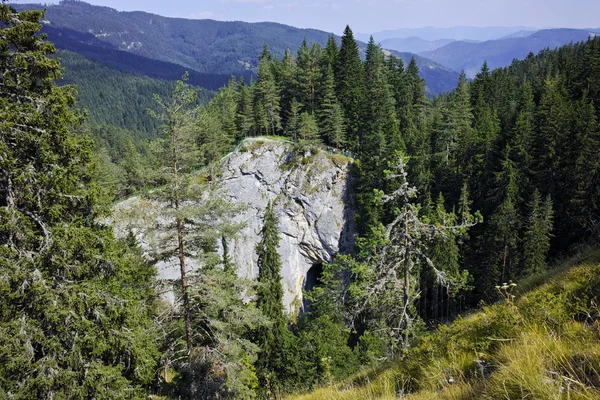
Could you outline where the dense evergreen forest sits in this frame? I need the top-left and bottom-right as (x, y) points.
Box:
(2, 4), (600, 399)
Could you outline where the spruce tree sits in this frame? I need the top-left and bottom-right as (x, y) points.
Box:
(295, 41), (322, 115)
(363, 37), (400, 157)
(335, 25), (365, 152)
(254, 48), (282, 136)
(318, 65), (346, 147)
(236, 77), (255, 138)
(285, 97), (301, 140)
(298, 111), (319, 142)
(479, 147), (522, 295)
(522, 190), (554, 276)
(324, 34), (339, 71)
(532, 78), (571, 197)
(278, 49), (298, 128)
(254, 201), (293, 395)
(0, 6), (158, 397)
(354, 157), (474, 351)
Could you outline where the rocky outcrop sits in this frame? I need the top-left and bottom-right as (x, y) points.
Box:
(222, 139), (355, 312)
(112, 138), (355, 313)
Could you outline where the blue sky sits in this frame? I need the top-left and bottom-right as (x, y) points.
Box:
(15, 0), (600, 34)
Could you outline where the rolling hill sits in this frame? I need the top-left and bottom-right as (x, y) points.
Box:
(357, 26), (534, 43)
(15, 1), (460, 94)
(379, 37), (455, 54)
(420, 28), (600, 77)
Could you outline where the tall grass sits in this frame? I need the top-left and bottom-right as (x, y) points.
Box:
(289, 247), (600, 400)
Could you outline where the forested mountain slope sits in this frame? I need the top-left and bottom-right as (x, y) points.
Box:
(15, 1), (459, 94)
(421, 28), (600, 77)
(46, 25), (249, 91)
(57, 50), (213, 138)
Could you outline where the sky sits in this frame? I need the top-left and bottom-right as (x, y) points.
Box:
(14, 0), (600, 34)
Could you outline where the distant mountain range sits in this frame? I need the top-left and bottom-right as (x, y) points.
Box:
(15, 1), (459, 95)
(357, 26), (536, 43)
(379, 37), (456, 54)
(420, 28), (600, 78)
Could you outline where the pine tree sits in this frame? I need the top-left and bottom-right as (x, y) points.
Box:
(149, 73), (201, 359)
(0, 6), (158, 397)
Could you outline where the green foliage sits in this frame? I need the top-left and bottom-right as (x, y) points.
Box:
(522, 190), (554, 276)
(56, 50), (213, 138)
(335, 26), (365, 151)
(0, 6), (159, 397)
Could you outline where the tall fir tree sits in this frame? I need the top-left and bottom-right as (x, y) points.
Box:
(254, 202), (294, 396)
(0, 6), (159, 397)
(236, 77), (255, 138)
(318, 65), (346, 147)
(254, 47), (282, 136)
(335, 25), (365, 152)
(522, 190), (554, 276)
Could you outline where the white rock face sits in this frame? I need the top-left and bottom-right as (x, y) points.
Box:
(112, 139), (355, 313)
(222, 139), (355, 312)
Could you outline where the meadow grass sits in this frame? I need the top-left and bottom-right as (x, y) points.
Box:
(289, 247), (600, 400)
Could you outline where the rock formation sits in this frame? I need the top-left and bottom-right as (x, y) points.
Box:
(112, 138), (355, 313)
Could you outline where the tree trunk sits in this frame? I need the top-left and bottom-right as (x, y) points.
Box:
(403, 216), (411, 348)
(172, 125), (193, 359)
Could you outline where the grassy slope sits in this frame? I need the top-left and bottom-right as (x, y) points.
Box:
(290, 247), (600, 400)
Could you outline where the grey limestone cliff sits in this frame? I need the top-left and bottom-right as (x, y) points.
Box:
(112, 138), (355, 313)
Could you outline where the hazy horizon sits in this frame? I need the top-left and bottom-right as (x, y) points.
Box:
(10, 0), (600, 36)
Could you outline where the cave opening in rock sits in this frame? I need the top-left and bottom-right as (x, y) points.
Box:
(302, 262), (324, 313)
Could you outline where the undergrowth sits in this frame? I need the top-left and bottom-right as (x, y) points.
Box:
(288, 247), (600, 400)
